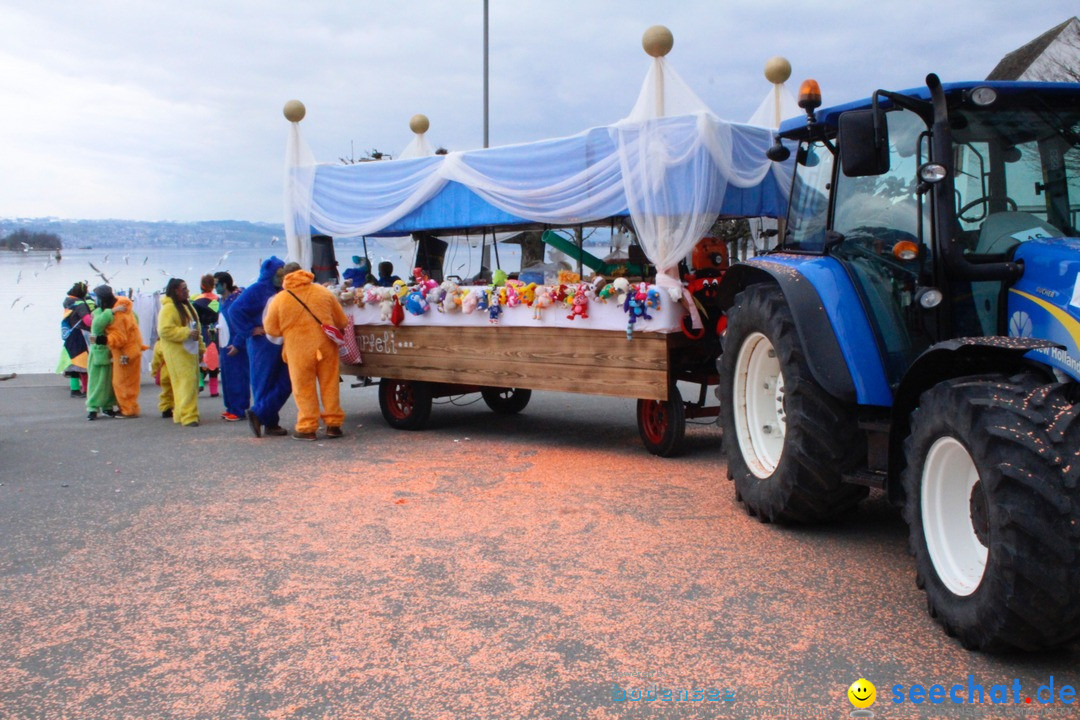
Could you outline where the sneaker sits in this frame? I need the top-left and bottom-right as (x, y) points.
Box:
(71, 389), (87, 398)
(265, 425), (288, 436)
(292, 431), (318, 441)
(210, 393), (219, 398)
(246, 409), (262, 438)
(222, 412), (241, 422)
(103, 408), (118, 418)
(161, 409), (173, 419)
(87, 411), (97, 421)
(114, 412), (137, 419)
(326, 426), (343, 439)
(184, 421), (200, 427)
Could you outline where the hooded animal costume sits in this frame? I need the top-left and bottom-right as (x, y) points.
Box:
(157, 294), (204, 426)
(150, 340), (173, 416)
(58, 282), (94, 395)
(225, 257), (291, 430)
(263, 269), (350, 436)
(106, 295), (148, 417)
(86, 285), (117, 417)
(217, 283), (249, 419)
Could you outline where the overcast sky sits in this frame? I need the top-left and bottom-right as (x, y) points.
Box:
(1, 1), (1075, 223)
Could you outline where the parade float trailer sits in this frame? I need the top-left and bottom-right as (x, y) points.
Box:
(282, 27), (793, 455)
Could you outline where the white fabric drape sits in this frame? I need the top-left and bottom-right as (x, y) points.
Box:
(282, 57), (792, 280)
(398, 132), (434, 160)
(284, 122), (316, 270)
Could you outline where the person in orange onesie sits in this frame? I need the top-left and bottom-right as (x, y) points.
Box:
(263, 265), (350, 441)
(106, 295), (149, 418)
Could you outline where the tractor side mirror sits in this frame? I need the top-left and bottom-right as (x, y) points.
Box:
(839, 108), (890, 177)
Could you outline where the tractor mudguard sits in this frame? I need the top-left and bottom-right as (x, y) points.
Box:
(719, 256), (890, 405)
(886, 336), (1062, 502)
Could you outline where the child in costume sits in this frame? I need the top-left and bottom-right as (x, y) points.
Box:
(106, 295), (148, 418)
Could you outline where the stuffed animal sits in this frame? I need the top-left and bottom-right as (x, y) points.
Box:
(392, 279), (409, 302)
(426, 284), (445, 310)
(646, 287), (661, 310)
(492, 268), (508, 287)
(505, 283), (521, 308)
(566, 283), (589, 320)
(519, 282), (538, 306)
(412, 267), (439, 295)
(461, 287), (480, 314)
(600, 277), (631, 306)
(487, 287), (503, 324)
(439, 281), (460, 313)
(623, 288), (653, 340)
(405, 288), (430, 315)
(364, 284), (381, 306)
(477, 286), (491, 311)
(378, 287), (396, 323)
(533, 286), (553, 320)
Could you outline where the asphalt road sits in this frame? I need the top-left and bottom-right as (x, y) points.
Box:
(1, 373), (1077, 719)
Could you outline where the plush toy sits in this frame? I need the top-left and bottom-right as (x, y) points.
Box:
(505, 283), (521, 308)
(391, 296), (405, 326)
(551, 284), (569, 304)
(405, 288), (430, 315)
(487, 287), (503, 324)
(426, 284), (445, 310)
(533, 286), (553, 320)
(378, 287), (396, 323)
(612, 277), (631, 306)
(461, 287), (480, 314)
(392, 279), (409, 302)
(566, 283), (589, 320)
(623, 287), (653, 340)
(364, 284), (381, 306)
(439, 281), (460, 313)
(412, 267), (439, 295)
(519, 282), (538, 306)
(477, 286), (491, 311)
(492, 268), (508, 287)
(646, 287), (662, 310)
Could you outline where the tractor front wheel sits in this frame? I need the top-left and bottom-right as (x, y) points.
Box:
(378, 378), (433, 430)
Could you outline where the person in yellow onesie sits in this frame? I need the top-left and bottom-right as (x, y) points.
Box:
(263, 265), (350, 441)
(157, 278), (205, 427)
(150, 340), (174, 418)
(106, 295), (149, 418)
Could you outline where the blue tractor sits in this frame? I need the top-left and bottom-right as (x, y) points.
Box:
(717, 75), (1080, 651)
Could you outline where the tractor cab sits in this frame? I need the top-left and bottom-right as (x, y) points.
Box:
(774, 78), (1080, 387)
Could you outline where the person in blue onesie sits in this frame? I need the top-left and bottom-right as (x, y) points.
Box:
(214, 271), (249, 422)
(225, 257), (292, 437)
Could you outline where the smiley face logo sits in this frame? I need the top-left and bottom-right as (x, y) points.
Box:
(848, 678), (876, 708)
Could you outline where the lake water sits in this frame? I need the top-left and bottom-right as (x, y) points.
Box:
(0, 239), (519, 373)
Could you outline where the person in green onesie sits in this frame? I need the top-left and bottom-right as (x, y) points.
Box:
(86, 285), (119, 420)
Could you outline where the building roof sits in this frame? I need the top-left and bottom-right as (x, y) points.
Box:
(987, 17), (1079, 80)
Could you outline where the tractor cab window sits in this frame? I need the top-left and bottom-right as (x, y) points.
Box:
(951, 99), (1080, 333)
(830, 107), (932, 385)
(783, 140), (834, 251)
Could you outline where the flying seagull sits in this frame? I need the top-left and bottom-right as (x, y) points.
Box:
(10, 296), (23, 309)
(88, 261), (111, 284)
(214, 251), (232, 268)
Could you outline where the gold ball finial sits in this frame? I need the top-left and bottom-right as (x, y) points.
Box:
(283, 99), (306, 123)
(409, 113), (430, 135)
(642, 25), (674, 58)
(764, 56), (792, 85)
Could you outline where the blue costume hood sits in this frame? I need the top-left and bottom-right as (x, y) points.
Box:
(224, 256), (285, 348)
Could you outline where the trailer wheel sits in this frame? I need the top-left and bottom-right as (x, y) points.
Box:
(378, 378), (433, 430)
(718, 284), (866, 522)
(481, 387), (532, 414)
(637, 384), (686, 457)
(902, 374), (1080, 651)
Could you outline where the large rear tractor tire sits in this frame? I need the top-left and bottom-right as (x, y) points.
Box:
(902, 374), (1080, 651)
(378, 378), (433, 430)
(718, 284), (867, 523)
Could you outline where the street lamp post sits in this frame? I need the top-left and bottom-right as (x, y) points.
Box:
(483, 0), (489, 148)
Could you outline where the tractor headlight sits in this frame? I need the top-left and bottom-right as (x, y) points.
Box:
(968, 86), (998, 107)
(916, 287), (943, 309)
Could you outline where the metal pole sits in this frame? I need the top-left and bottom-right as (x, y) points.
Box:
(483, 0), (489, 148)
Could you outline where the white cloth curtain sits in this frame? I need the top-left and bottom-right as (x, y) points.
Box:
(398, 132), (434, 160)
(282, 57), (790, 278)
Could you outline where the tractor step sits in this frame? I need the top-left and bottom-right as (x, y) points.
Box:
(842, 469), (886, 489)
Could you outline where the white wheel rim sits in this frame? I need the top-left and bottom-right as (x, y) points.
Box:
(733, 332), (786, 478)
(922, 436), (987, 596)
